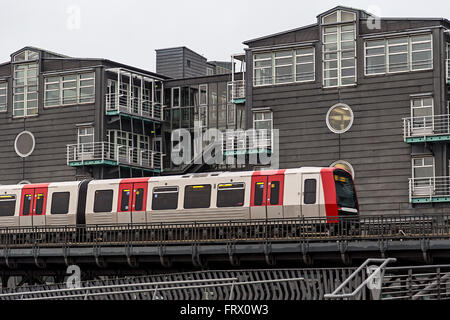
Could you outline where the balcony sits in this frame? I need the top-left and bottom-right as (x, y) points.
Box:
(106, 94), (164, 122)
(222, 130), (272, 156)
(228, 80), (245, 104)
(403, 114), (450, 143)
(409, 176), (450, 203)
(67, 142), (163, 172)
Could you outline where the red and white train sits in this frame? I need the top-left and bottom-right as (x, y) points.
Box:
(0, 167), (359, 228)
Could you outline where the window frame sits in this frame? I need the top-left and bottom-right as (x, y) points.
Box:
(13, 62), (39, 118)
(0, 81), (7, 113)
(151, 186), (179, 211)
(326, 103), (354, 134)
(412, 156), (435, 180)
(217, 182), (245, 208)
(0, 195), (17, 217)
(304, 179), (317, 205)
(44, 72), (95, 108)
(50, 192), (71, 215)
(93, 189), (114, 213)
(183, 184), (212, 209)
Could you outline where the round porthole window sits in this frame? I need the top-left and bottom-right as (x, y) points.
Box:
(14, 131), (35, 158)
(331, 160), (355, 177)
(326, 103), (354, 134)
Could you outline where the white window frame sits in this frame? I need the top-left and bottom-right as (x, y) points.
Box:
(0, 81), (7, 112)
(253, 47), (316, 87)
(171, 87), (181, 108)
(330, 160), (355, 177)
(410, 96), (434, 133)
(326, 103), (354, 134)
(274, 50), (294, 84)
(412, 156), (435, 180)
(364, 33), (433, 76)
(44, 72), (95, 108)
(13, 63), (39, 118)
(13, 50), (39, 62)
(364, 40), (386, 76)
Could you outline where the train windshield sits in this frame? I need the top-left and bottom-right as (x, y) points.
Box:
(334, 169), (358, 214)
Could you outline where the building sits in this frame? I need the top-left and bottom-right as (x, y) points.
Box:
(0, 6), (449, 216)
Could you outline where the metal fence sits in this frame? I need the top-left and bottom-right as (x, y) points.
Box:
(105, 93), (164, 121)
(229, 80), (245, 101)
(403, 114), (450, 141)
(409, 176), (450, 201)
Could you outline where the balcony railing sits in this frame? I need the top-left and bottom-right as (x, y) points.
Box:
(67, 142), (163, 172)
(105, 93), (164, 122)
(409, 176), (450, 203)
(222, 130), (272, 155)
(229, 80), (245, 102)
(403, 114), (450, 143)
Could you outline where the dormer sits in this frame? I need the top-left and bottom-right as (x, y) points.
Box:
(12, 49), (39, 63)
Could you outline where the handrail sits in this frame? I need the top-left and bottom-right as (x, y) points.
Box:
(324, 258), (397, 300)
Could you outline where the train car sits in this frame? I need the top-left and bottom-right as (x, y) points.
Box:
(0, 167), (359, 229)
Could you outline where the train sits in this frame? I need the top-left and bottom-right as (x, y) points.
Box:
(0, 167), (359, 230)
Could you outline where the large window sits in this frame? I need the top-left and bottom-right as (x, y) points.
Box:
(253, 47), (315, 86)
(0, 82), (6, 112)
(411, 96), (433, 132)
(323, 24), (356, 87)
(412, 157), (435, 180)
(152, 187), (178, 210)
(45, 72), (95, 107)
(365, 34), (432, 75)
(51, 192), (70, 215)
(184, 185), (211, 209)
(0, 195), (16, 217)
(13, 63), (38, 117)
(217, 183), (245, 207)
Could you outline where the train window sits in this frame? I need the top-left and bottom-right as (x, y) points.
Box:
(184, 185), (211, 209)
(135, 188), (145, 211)
(270, 181), (280, 205)
(254, 182), (265, 206)
(94, 190), (113, 213)
(120, 189), (131, 211)
(22, 193), (32, 216)
(304, 179), (317, 204)
(0, 195), (16, 217)
(35, 193), (45, 215)
(51, 192), (70, 215)
(152, 187), (178, 210)
(217, 183), (245, 207)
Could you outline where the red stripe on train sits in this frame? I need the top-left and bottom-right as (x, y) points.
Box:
(320, 168), (338, 218)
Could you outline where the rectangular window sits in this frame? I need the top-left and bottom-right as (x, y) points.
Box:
(134, 188), (144, 211)
(227, 104), (236, 126)
(172, 87), (180, 107)
(254, 52), (272, 86)
(22, 193), (32, 216)
(120, 189), (131, 211)
(274, 51), (293, 84)
(35, 193), (44, 215)
(295, 47), (315, 82)
(411, 96), (433, 132)
(0, 82), (7, 112)
(253, 111), (273, 147)
(44, 72), (95, 107)
(93, 190), (113, 213)
(13, 63), (38, 117)
(199, 84), (207, 106)
(365, 34), (432, 75)
(152, 187), (178, 210)
(51, 192), (70, 215)
(412, 157), (434, 179)
(269, 181), (280, 205)
(0, 195), (16, 217)
(217, 183), (245, 207)
(304, 179), (317, 204)
(184, 185), (211, 209)
(254, 182), (265, 206)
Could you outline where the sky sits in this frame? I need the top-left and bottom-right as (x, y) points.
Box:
(0, 0), (449, 72)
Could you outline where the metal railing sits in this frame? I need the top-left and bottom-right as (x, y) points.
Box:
(325, 258), (397, 300)
(446, 59), (449, 84)
(1, 214), (450, 248)
(67, 142), (163, 171)
(222, 130), (272, 154)
(409, 176), (450, 201)
(229, 80), (245, 101)
(403, 114), (450, 141)
(105, 93), (164, 121)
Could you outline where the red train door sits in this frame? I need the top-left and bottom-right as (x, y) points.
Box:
(20, 185), (48, 227)
(117, 179), (149, 224)
(250, 175), (267, 219)
(251, 173), (285, 220)
(267, 175), (284, 219)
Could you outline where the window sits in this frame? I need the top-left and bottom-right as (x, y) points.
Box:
(135, 188), (144, 211)
(14, 131), (35, 158)
(13, 50), (39, 62)
(199, 84), (207, 105)
(172, 87), (180, 107)
(22, 193), (32, 216)
(120, 188), (131, 211)
(411, 96), (433, 132)
(227, 104), (236, 126)
(152, 187), (178, 210)
(304, 179), (317, 204)
(365, 34), (432, 75)
(51, 192), (70, 215)
(254, 182), (265, 206)
(217, 183), (245, 207)
(254, 47), (315, 86)
(184, 185), (211, 209)
(44, 72), (95, 107)
(412, 157), (434, 179)
(326, 104), (354, 134)
(93, 190), (113, 213)
(323, 24), (356, 87)
(13, 63), (38, 117)
(78, 127), (94, 154)
(269, 181), (280, 205)
(35, 193), (44, 215)
(331, 160), (355, 177)
(0, 195), (16, 217)
(322, 10), (356, 24)
(0, 82), (7, 112)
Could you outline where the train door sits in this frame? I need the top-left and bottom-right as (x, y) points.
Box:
(250, 174), (284, 219)
(301, 174), (320, 217)
(117, 180), (148, 224)
(20, 186), (48, 226)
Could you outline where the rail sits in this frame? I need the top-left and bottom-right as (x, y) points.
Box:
(409, 176), (450, 201)
(324, 258), (397, 300)
(228, 80), (245, 101)
(403, 114), (450, 141)
(0, 214), (450, 248)
(67, 142), (163, 171)
(105, 93), (164, 121)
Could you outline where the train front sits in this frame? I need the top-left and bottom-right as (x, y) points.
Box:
(333, 168), (359, 217)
